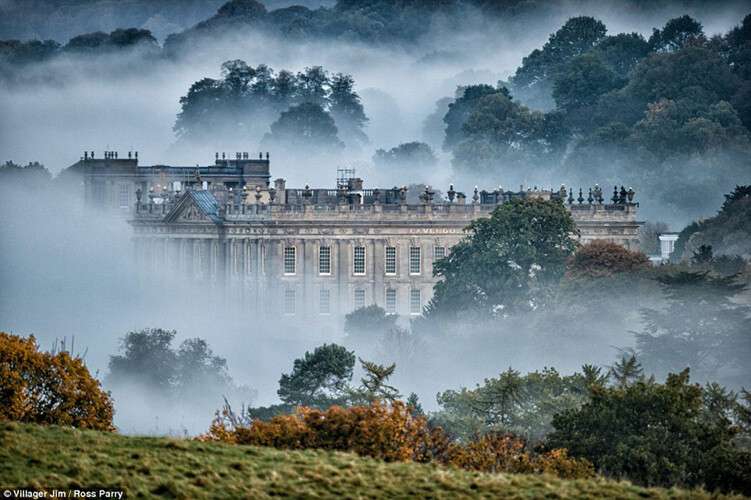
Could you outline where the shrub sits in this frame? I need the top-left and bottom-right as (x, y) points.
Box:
(201, 401), (594, 479)
(567, 240), (651, 277)
(0, 332), (114, 430)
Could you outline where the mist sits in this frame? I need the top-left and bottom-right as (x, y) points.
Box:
(1, 1), (750, 435)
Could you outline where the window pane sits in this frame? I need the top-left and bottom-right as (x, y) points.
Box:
(284, 289), (295, 315)
(409, 246), (421, 274)
(353, 246), (366, 275)
(284, 246), (296, 275)
(354, 289), (366, 309)
(434, 246), (446, 260)
(385, 288), (397, 314)
(319, 246), (331, 275)
(319, 289), (331, 315)
(119, 185), (129, 208)
(385, 246), (396, 275)
(410, 289), (421, 314)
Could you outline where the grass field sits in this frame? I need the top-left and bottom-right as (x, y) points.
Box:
(0, 422), (743, 499)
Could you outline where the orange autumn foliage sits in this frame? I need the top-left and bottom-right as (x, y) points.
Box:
(201, 401), (593, 479)
(0, 332), (114, 431)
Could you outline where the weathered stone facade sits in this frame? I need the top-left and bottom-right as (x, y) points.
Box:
(118, 154), (643, 320)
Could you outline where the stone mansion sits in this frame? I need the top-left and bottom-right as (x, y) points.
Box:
(71, 150), (643, 320)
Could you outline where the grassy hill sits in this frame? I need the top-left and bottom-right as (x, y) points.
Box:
(0, 422), (743, 499)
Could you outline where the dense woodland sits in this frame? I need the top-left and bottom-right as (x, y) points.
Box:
(5, 4), (748, 220)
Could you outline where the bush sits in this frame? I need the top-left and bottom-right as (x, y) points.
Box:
(201, 401), (594, 478)
(567, 240), (651, 277)
(0, 332), (114, 430)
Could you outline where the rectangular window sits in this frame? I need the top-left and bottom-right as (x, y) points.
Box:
(409, 246), (421, 275)
(434, 246), (446, 261)
(119, 185), (130, 208)
(354, 289), (366, 310)
(284, 289), (296, 315)
(245, 244), (252, 275)
(197, 243), (204, 273)
(232, 244), (239, 275)
(319, 289), (331, 315)
(385, 288), (397, 314)
(353, 246), (366, 275)
(261, 245), (266, 275)
(385, 246), (397, 275)
(284, 246), (296, 275)
(319, 246), (331, 275)
(93, 183), (105, 206)
(410, 289), (422, 315)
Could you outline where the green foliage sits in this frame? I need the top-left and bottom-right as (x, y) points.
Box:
(348, 358), (401, 404)
(674, 185), (751, 261)
(276, 344), (355, 408)
(452, 92), (568, 172)
(509, 16), (607, 109)
(373, 142), (437, 167)
(175, 61), (365, 147)
(343, 305), (398, 341)
(649, 15), (704, 53)
(442, 84), (501, 151)
(547, 370), (750, 494)
(553, 54), (627, 110)
(609, 355), (644, 387)
(106, 328), (245, 401)
(633, 272), (751, 384)
(430, 197), (578, 318)
(263, 102), (344, 151)
(65, 28), (157, 51)
(0, 161), (51, 190)
(434, 366), (592, 441)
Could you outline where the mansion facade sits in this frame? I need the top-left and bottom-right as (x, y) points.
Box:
(72, 151), (643, 320)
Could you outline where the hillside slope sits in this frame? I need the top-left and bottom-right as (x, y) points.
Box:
(0, 423), (742, 499)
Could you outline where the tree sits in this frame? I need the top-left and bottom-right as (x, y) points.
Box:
(344, 305), (398, 341)
(277, 343), (355, 408)
(547, 370), (749, 493)
(592, 33), (651, 76)
(107, 328), (177, 392)
(553, 54), (626, 110)
(329, 72), (368, 145)
(105, 328), (246, 401)
(609, 355), (644, 387)
(0, 332), (114, 431)
(373, 142), (437, 168)
(509, 16), (608, 109)
(650, 15), (704, 53)
(430, 197), (578, 317)
(673, 186), (751, 261)
(434, 366), (592, 441)
(633, 271), (751, 385)
(263, 102), (344, 151)
(297, 66), (329, 107)
(552, 54), (626, 131)
(567, 240), (650, 278)
(452, 91), (569, 172)
(349, 357), (401, 404)
(442, 84), (499, 151)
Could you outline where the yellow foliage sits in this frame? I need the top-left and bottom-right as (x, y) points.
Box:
(0, 332), (114, 431)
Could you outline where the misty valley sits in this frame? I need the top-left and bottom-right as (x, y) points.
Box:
(1, 0), (751, 497)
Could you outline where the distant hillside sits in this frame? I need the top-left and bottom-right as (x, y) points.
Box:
(0, 0), (333, 42)
(0, 422), (741, 499)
